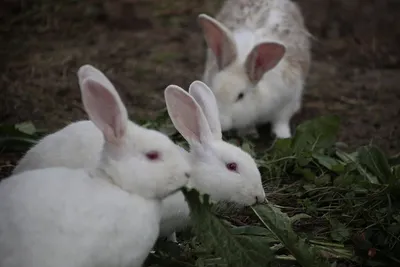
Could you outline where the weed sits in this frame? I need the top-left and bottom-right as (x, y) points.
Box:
(1, 114), (399, 267)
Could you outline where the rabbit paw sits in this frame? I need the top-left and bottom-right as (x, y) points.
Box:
(272, 122), (291, 139)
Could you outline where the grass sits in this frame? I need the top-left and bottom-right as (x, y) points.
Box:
(2, 113), (400, 267)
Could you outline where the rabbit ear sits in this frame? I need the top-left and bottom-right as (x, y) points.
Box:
(188, 81), (222, 140)
(245, 42), (286, 84)
(198, 14), (237, 70)
(164, 85), (213, 145)
(78, 66), (128, 145)
(78, 64), (115, 91)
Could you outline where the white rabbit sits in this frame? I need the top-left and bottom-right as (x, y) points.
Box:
(0, 64), (190, 267)
(12, 77), (265, 242)
(199, 0), (311, 138)
(160, 80), (266, 240)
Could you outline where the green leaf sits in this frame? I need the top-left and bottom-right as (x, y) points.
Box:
(336, 150), (380, 184)
(230, 226), (278, 245)
(315, 174), (331, 186)
(182, 188), (274, 267)
(241, 141), (256, 158)
(293, 167), (316, 182)
(393, 165), (400, 180)
(291, 115), (340, 153)
(289, 213), (312, 223)
(388, 152), (400, 167)
(0, 123), (43, 152)
(297, 151), (312, 167)
(252, 204), (331, 267)
(329, 219), (350, 242)
(230, 225), (274, 237)
(357, 145), (394, 185)
(269, 138), (292, 157)
(312, 153), (345, 173)
(14, 121), (37, 135)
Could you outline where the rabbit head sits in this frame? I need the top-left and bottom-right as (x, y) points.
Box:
(78, 65), (190, 200)
(198, 14), (286, 131)
(164, 80), (265, 206)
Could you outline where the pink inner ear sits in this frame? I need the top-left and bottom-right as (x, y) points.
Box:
(246, 42), (286, 84)
(167, 89), (202, 143)
(255, 57), (264, 69)
(199, 16), (236, 70)
(83, 79), (126, 144)
(200, 19), (223, 59)
(189, 82), (222, 140)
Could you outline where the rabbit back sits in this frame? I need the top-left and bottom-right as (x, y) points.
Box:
(203, 0), (311, 85)
(13, 121), (102, 175)
(0, 168), (160, 267)
(216, 0), (310, 69)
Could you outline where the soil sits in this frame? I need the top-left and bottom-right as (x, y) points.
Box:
(1, 0), (400, 177)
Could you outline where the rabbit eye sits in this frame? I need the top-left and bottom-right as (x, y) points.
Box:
(226, 162), (238, 172)
(236, 92), (244, 102)
(146, 151), (160, 161)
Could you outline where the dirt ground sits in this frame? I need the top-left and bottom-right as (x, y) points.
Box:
(1, 0), (400, 171)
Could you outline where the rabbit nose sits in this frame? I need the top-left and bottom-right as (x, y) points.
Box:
(185, 172), (190, 179)
(255, 196), (265, 204)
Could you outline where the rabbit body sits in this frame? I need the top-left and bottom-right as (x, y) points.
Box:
(1, 64), (190, 266)
(13, 119), (192, 240)
(0, 168), (160, 267)
(13, 121), (102, 174)
(200, 0), (311, 138)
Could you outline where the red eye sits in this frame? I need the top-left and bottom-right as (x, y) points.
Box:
(226, 162), (238, 172)
(146, 151), (160, 161)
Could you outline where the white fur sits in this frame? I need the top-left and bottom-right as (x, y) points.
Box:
(161, 81), (266, 238)
(199, 0), (311, 138)
(12, 80), (266, 242)
(1, 64), (190, 267)
(13, 121), (103, 173)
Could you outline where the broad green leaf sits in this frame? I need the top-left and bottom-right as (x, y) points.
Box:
(230, 226), (278, 245)
(289, 213), (312, 223)
(14, 121), (37, 135)
(230, 225), (275, 237)
(315, 174), (331, 186)
(158, 124), (178, 136)
(182, 188), (274, 267)
(312, 153), (345, 173)
(241, 142), (256, 158)
(357, 146), (394, 185)
(297, 151), (312, 167)
(393, 166), (400, 181)
(269, 138), (292, 157)
(0, 122), (44, 152)
(146, 250), (198, 267)
(388, 152), (400, 167)
(335, 150), (358, 164)
(291, 115), (340, 153)
(252, 204), (331, 267)
(336, 150), (379, 184)
(329, 219), (350, 242)
(293, 167), (316, 182)
(333, 174), (357, 187)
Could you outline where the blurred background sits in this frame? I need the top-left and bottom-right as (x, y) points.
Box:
(1, 0), (400, 155)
